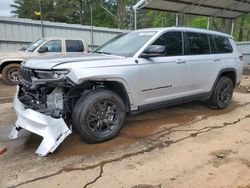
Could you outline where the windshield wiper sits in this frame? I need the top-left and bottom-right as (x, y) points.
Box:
(94, 51), (111, 55)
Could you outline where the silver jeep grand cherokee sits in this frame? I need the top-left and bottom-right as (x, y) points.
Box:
(9, 27), (243, 156)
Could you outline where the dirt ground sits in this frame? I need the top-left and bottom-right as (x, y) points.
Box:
(1, 74), (250, 188)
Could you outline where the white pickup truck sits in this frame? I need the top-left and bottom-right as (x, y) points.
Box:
(0, 37), (89, 85)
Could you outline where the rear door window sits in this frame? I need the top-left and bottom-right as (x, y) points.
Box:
(66, 40), (84, 52)
(213, 36), (233, 54)
(186, 32), (210, 55)
(151, 31), (183, 56)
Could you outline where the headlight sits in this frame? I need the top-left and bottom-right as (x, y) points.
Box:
(34, 70), (69, 79)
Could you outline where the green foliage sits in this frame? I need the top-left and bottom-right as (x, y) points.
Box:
(137, 10), (175, 28)
(10, 0), (250, 41)
(11, 0), (55, 21)
(234, 13), (250, 41)
(188, 16), (207, 28)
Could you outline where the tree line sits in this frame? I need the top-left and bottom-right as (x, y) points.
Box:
(11, 0), (250, 41)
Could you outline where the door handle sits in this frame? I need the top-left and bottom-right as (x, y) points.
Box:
(213, 57), (221, 62)
(176, 59), (186, 64)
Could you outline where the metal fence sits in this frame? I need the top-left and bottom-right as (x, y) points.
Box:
(0, 16), (126, 51)
(237, 41), (250, 65)
(0, 16), (250, 64)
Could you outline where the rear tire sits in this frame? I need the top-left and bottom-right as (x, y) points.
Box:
(72, 89), (126, 143)
(2, 64), (21, 85)
(208, 76), (234, 109)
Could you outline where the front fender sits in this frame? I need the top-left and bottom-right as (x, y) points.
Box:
(0, 58), (26, 64)
(67, 69), (138, 110)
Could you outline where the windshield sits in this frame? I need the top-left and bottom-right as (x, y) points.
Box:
(25, 38), (46, 52)
(93, 31), (156, 57)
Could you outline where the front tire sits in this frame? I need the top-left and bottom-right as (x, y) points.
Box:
(2, 64), (21, 85)
(72, 89), (126, 143)
(208, 76), (234, 109)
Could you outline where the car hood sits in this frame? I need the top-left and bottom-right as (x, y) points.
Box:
(0, 51), (31, 61)
(22, 53), (125, 69)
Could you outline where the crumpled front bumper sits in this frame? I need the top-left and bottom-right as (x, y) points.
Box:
(9, 87), (72, 156)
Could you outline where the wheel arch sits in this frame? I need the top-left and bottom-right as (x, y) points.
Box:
(0, 60), (23, 74)
(211, 68), (237, 94)
(67, 80), (132, 113)
(218, 68), (236, 87)
(103, 81), (131, 113)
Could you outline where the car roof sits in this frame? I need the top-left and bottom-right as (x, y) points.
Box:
(134, 27), (232, 39)
(43, 37), (86, 41)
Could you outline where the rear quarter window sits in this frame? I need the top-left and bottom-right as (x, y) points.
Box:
(213, 35), (233, 54)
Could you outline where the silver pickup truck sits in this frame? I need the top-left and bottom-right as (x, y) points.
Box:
(0, 37), (88, 85)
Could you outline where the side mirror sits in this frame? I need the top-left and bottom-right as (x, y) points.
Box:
(20, 47), (26, 51)
(140, 45), (166, 58)
(38, 46), (48, 53)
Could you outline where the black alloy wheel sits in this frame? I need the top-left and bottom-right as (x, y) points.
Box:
(86, 99), (120, 136)
(72, 89), (126, 143)
(208, 76), (234, 109)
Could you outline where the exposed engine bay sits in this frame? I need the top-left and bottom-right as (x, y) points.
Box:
(18, 84), (65, 118)
(8, 66), (90, 156)
(17, 66), (91, 119)
(17, 67), (72, 117)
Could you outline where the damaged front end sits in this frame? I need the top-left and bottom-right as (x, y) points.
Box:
(9, 67), (75, 156)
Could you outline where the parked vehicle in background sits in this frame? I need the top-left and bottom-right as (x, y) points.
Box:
(9, 27), (243, 156)
(0, 38), (88, 85)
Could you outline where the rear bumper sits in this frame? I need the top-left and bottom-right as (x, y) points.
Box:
(9, 87), (72, 156)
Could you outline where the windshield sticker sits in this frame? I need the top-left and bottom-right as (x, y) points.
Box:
(139, 32), (156, 36)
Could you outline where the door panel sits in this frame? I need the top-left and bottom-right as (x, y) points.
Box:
(185, 55), (219, 94)
(138, 31), (189, 106)
(184, 32), (216, 94)
(139, 56), (188, 105)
